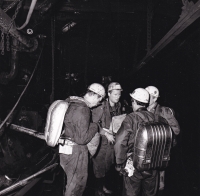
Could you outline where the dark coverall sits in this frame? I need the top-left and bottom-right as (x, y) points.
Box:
(114, 107), (167, 196)
(92, 100), (121, 188)
(147, 103), (180, 135)
(60, 97), (98, 196)
(147, 103), (180, 191)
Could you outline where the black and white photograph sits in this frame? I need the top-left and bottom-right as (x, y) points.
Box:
(0, 0), (199, 196)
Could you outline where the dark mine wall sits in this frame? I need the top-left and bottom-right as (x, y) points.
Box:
(54, 21), (200, 195)
(51, 19), (200, 195)
(0, 13), (199, 195)
(119, 30), (200, 195)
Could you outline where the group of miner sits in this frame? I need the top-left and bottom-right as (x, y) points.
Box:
(51, 82), (180, 196)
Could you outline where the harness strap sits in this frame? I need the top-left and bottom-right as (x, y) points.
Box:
(135, 111), (155, 122)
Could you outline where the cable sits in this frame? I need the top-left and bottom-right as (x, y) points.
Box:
(17, 0), (38, 30)
(50, 15), (55, 104)
(0, 40), (45, 130)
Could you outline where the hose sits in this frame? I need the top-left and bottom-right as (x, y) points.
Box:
(17, 0), (38, 30)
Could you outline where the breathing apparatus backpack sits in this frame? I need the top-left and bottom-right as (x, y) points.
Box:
(132, 112), (173, 172)
(44, 99), (100, 156)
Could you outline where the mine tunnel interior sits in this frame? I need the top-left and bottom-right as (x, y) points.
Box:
(0, 0), (199, 195)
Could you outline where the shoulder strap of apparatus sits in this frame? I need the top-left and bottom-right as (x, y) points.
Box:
(135, 111), (154, 123)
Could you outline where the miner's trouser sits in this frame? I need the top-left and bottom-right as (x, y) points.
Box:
(60, 145), (88, 196)
(92, 135), (115, 178)
(123, 169), (158, 196)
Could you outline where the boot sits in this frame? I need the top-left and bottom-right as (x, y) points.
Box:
(95, 190), (105, 196)
(103, 185), (113, 194)
(95, 177), (105, 196)
(159, 171), (165, 191)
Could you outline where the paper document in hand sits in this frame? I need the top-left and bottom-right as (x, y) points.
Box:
(110, 114), (126, 133)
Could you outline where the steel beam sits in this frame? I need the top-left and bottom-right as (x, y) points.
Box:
(135, 0), (200, 71)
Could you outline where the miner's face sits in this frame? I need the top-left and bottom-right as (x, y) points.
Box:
(149, 95), (157, 105)
(88, 94), (102, 108)
(108, 90), (121, 104)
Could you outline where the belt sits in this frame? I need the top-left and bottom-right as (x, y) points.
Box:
(59, 139), (77, 155)
(59, 138), (77, 146)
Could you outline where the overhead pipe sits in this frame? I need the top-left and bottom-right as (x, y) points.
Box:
(17, 0), (38, 30)
(0, 38), (19, 84)
(0, 8), (36, 49)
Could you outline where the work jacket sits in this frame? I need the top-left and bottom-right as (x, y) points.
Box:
(92, 100), (121, 135)
(147, 103), (180, 135)
(114, 107), (167, 165)
(62, 96), (98, 145)
(91, 99), (121, 178)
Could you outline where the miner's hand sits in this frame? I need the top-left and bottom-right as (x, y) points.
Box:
(105, 132), (115, 144)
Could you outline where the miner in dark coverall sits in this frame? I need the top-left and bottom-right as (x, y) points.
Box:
(145, 86), (180, 192)
(59, 83), (106, 196)
(92, 82), (123, 196)
(114, 88), (168, 196)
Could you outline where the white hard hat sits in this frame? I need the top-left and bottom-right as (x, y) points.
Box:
(145, 86), (159, 97)
(88, 83), (106, 98)
(130, 88), (149, 103)
(108, 82), (123, 92)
